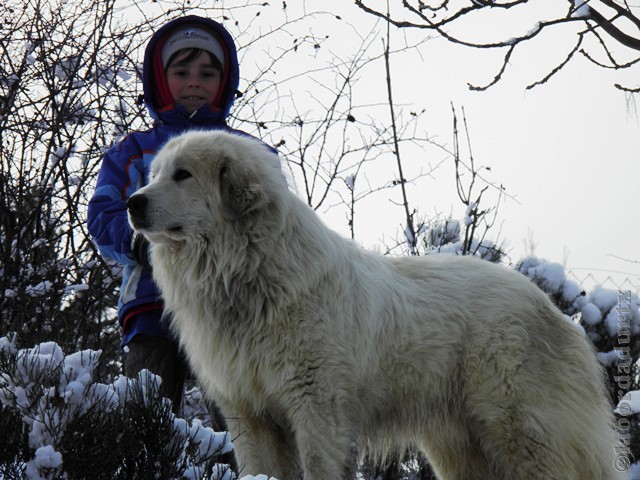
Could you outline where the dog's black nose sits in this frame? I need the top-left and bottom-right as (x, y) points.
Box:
(127, 194), (148, 217)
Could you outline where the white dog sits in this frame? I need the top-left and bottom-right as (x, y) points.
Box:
(127, 130), (623, 480)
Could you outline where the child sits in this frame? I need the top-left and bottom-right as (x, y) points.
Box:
(87, 15), (273, 446)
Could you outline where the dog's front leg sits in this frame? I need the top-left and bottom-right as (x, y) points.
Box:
(223, 407), (301, 480)
(288, 393), (353, 480)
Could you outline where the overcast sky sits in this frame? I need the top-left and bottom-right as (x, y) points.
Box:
(285, 1), (640, 291)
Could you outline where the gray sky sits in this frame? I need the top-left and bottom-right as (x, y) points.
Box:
(297, 1), (640, 291)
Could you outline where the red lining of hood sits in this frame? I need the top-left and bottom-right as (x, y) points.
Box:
(152, 28), (230, 112)
(153, 36), (174, 110)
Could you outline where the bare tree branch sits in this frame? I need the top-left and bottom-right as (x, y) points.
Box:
(383, 11), (418, 255)
(355, 0), (640, 90)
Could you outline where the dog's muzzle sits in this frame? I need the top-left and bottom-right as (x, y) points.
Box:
(127, 194), (149, 229)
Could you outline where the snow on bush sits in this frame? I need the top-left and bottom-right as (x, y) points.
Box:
(516, 257), (640, 333)
(516, 256), (587, 314)
(0, 333), (236, 479)
(618, 391), (640, 416)
(423, 218), (503, 262)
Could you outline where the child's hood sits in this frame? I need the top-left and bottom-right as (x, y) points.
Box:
(142, 15), (240, 125)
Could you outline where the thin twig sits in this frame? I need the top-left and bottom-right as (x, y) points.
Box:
(383, 3), (416, 255)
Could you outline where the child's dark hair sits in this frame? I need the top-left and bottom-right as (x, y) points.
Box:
(165, 48), (223, 72)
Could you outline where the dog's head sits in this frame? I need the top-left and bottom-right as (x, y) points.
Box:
(127, 131), (284, 244)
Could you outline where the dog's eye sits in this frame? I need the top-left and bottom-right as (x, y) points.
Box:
(173, 169), (192, 181)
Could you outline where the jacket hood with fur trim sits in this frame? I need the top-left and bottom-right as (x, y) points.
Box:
(142, 15), (240, 127)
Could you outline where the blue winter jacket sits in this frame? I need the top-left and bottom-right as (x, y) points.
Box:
(87, 15), (268, 345)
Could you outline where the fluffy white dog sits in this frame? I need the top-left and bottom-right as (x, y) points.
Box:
(127, 130), (623, 480)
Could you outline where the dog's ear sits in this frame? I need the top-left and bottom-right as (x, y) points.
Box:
(219, 165), (265, 220)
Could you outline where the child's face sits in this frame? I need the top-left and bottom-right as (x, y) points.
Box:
(166, 50), (222, 114)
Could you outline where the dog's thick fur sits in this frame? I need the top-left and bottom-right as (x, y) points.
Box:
(128, 131), (623, 480)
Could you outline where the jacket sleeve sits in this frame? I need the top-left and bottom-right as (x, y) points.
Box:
(87, 138), (144, 266)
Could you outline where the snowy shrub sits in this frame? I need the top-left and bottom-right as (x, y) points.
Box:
(427, 219), (461, 249)
(420, 218), (505, 263)
(515, 256), (587, 315)
(516, 257), (640, 377)
(0, 334), (235, 480)
(517, 257), (640, 353)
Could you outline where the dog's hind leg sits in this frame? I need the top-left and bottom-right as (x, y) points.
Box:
(471, 406), (578, 480)
(472, 400), (623, 480)
(463, 319), (623, 480)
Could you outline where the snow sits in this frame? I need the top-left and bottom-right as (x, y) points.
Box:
(53, 146), (67, 158)
(63, 283), (89, 295)
(60, 349), (100, 404)
(589, 286), (620, 312)
(463, 201), (477, 226)
(560, 279), (585, 307)
(571, 0), (591, 18)
(597, 349), (620, 367)
(117, 69), (132, 82)
(173, 416), (234, 459)
(13, 385), (29, 409)
(0, 333), (17, 354)
(582, 286), (640, 336)
(617, 390), (640, 416)
(0, 336), (237, 479)
(35, 445), (63, 468)
(0, 73), (19, 87)
(522, 258), (566, 292)
(516, 258), (640, 340)
(605, 307), (622, 337)
(581, 302), (602, 326)
(344, 173), (356, 191)
(25, 281), (53, 297)
(25, 446), (64, 480)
